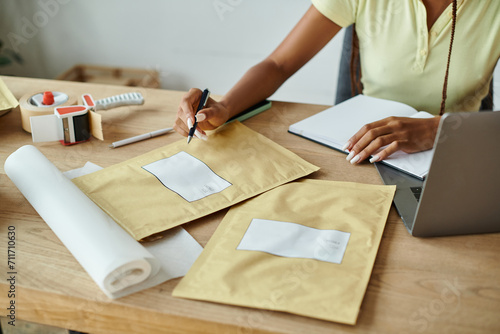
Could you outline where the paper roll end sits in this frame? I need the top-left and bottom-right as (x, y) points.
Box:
(104, 260), (152, 294)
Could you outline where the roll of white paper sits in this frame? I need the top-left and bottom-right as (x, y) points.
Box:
(4, 145), (195, 298)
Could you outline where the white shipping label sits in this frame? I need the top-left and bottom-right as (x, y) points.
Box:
(142, 151), (231, 202)
(237, 219), (350, 264)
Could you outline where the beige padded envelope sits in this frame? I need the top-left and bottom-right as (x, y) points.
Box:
(73, 121), (319, 240)
(173, 179), (396, 325)
(0, 78), (19, 112)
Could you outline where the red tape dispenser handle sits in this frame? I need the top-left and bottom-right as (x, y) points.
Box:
(82, 93), (95, 110)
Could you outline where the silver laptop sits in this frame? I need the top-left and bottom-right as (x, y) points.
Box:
(375, 111), (500, 237)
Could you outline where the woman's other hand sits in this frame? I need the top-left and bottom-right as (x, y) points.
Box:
(343, 116), (441, 164)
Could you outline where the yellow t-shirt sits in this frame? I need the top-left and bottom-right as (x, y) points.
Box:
(312, 0), (500, 114)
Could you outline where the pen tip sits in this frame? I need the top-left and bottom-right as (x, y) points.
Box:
(108, 144), (115, 148)
(187, 136), (192, 144)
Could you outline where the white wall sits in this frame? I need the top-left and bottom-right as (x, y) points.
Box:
(0, 0), (343, 105)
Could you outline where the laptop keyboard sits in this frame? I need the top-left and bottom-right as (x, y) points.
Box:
(410, 187), (422, 201)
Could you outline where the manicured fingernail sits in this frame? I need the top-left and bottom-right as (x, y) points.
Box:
(195, 130), (208, 141)
(342, 142), (350, 151)
(187, 118), (193, 129)
(195, 113), (206, 122)
(369, 155), (380, 163)
(346, 151), (355, 161)
(350, 155), (361, 164)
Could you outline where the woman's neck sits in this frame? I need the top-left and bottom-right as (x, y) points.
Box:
(421, 0), (454, 30)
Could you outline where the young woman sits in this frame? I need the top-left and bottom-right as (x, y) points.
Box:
(174, 0), (499, 164)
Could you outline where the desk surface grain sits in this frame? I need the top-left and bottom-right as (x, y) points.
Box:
(1, 76), (499, 334)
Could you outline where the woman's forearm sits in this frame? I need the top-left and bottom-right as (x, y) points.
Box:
(220, 5), (341, 118)
(219, 59), (289, 118)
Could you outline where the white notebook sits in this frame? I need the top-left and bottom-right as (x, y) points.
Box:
(288, 95), (434, 179)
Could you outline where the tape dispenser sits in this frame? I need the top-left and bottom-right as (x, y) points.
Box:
(30, 92), (144, 145)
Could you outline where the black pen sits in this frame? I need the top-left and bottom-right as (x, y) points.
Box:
(187, 88), (210, 144)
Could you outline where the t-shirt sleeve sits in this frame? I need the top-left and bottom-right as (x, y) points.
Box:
(311, 0), (358, 27)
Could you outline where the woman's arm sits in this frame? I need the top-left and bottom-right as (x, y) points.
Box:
(174, 5), (342, 137)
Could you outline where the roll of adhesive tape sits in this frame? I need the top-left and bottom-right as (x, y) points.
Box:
(19, 91), (77, 133)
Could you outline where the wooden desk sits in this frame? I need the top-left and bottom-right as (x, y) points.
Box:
(1, 76), (499, 334)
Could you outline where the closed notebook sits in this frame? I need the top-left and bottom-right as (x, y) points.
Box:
(173, 179), (396, 325)
(73, 121), (319, 241)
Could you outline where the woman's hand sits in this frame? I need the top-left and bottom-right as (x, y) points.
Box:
(173, 88), (231, 139)
(344, 116), (441, 164)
